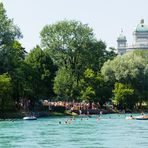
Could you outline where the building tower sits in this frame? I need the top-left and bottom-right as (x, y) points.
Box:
(117, 30), (127, 55)
(133, 19), (148, 49)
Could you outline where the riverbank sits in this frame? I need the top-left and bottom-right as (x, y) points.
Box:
(0, 108), (148, 119)
(0, 111), (77, 119)
(0, 108), (115, 119)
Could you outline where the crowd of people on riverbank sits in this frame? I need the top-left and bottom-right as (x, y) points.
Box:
(43, 100), (102, 111)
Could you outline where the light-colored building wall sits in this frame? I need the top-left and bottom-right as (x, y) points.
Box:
(117, 19), (148, 54)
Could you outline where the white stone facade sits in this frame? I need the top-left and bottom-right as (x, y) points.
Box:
(117, 19), (148, 55)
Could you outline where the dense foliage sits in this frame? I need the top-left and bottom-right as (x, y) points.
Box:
(40, 20), (116, 102)
(101, 51), (148, 109)
(1, 2), (148, 113)
(25, 46), (56, 100)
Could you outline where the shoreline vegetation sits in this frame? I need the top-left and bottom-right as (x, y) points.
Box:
(0, 2), (148, 119)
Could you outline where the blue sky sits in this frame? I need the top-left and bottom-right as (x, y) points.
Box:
(2, 0), (148, 51)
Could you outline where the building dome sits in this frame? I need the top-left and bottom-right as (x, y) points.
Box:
(117, 19), (148, 55)
(117, 34), (126, 40)
(135, 19), (148, 32)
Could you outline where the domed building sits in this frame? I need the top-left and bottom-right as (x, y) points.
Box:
(117, 19), (148, 55)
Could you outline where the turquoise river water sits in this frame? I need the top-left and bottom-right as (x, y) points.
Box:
(0, 114), (148, 148)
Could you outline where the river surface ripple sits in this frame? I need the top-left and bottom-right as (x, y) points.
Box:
(0, 114), (148, 148)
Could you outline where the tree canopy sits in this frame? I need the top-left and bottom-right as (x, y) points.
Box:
(101, 50), (148, 109)
(40, 20), (116, 101)
(25, 46), (56, 100)
(0, 3), (22, 46)
(2, 2), (147, 113)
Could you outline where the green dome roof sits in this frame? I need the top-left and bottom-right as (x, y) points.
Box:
(135, 19), (148, 32)
(117, 33), (126, 40)
(136, 24), (148, 32)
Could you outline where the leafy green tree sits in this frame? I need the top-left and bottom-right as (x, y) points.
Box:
(0, 73), (13, 113)
(0, 3), (22, 47)
(40, 20), (116, 100)
(41, 20), (95, 66)
(101, 50), (148, 108)
(25, 46), (56, 100)
(113, 83), (135, 109)
(79, 69), (112, 106)
(101, 51), (146, 83)
(0, 3), (26, 105)
(54, 67), (77, 101)
(40, 20), (110, 81)
(0, 41), (26, 103)
(79, 69), (96, 102)
(0, 2), (23, 74)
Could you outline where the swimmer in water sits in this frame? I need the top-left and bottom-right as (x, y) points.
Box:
(96, 117), (100, 121)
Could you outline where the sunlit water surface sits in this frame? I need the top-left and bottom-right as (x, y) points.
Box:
(0, 114), (148, 148)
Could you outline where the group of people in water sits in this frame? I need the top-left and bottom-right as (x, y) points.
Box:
(58, 115), (102, 125)
(59, 111), (148, 124)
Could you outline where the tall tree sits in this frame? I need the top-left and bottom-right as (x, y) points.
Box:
(0, 3), (25, 105)
(25, 46), (56, 100)
(40, 20), (109, 80)
(40, 20), (115, 100)
(0, 3), (22, 48)
(0, 3), (23, 74)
